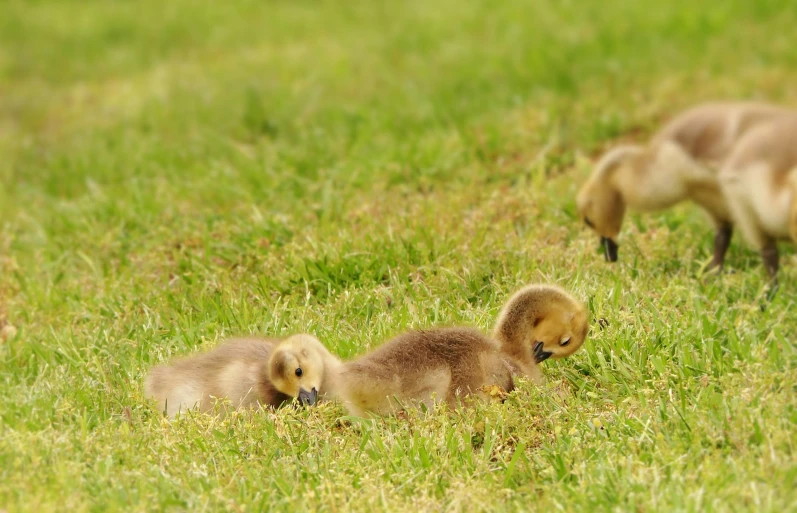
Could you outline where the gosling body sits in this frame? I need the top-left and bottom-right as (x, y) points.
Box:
(336, 328), (516, 417)
(577, 102), (792, 268)
(718, 114), (797, 278)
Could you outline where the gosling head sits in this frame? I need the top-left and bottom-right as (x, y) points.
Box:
(576, 146), (639, 262)
(268, 334), (330, 406)
(494, 284), (589, 364)
(530, 305), (589, 363)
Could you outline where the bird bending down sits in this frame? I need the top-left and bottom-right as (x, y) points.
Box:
(576, 102), (793, 269)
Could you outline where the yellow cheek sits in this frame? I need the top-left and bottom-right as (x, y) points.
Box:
(275, 378), (296, 395)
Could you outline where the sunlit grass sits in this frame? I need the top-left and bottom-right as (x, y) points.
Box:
(1, 0), (796, 511)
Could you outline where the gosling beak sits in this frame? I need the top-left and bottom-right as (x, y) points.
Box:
(533, 341), (553, 364)
(600, 236), (619, 262)
(298, 387), (318, 406)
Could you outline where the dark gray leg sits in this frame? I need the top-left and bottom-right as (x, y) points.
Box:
(761, 242), (779, 280)
(708, 222), (733, 271)
(762, 242), (780, 304)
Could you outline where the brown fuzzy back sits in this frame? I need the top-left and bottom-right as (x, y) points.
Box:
(349, 328), (500, 374)
(737, 116), (797, 185)
(655, 102), (792, 164)
(344, 327), (514, 400)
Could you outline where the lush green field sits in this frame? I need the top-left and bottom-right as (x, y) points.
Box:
(1, 0), (796, 511)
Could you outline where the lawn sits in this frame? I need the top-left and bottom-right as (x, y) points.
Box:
(1, 0), (796, 511)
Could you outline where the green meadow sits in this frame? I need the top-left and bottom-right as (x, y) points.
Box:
(1, 0), (796, 510)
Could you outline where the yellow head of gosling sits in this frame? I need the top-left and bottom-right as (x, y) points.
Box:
(268, 334), (330, 406)
(576, 146), (641, 262)
(494, 284), (589, 364)
(530, 306), (589, 362)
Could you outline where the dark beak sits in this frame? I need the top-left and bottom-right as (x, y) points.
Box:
(298, 387), (318, 406)
(600, 236), (619, 262)
(533, 341), (553, 364)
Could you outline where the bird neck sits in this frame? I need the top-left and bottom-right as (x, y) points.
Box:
(494, 330), (535, 374)
(611, 158), (649, 208)
(319, 352), (344, 397)
(497, 337), (545, 385)
(614, 141), (714, 210)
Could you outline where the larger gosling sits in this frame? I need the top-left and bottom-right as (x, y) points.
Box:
(144, 334), (332, 417)
(718, 114), (797, 278)
(288, 284), (588, 417)
(576, 102), (792, 268)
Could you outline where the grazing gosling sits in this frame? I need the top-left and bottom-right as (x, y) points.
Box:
(144, 334), (332, 417)
(718, 114), (797, 278)
(492, 284), (588, 383)
(321, 284), (589, 417)
(576, 102), (791, 268)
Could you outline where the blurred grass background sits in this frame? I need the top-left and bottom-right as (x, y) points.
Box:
(1, 0), (796, 511)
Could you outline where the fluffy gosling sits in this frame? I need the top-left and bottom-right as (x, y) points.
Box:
(144, 334), (330, 417)
(308, 284), (589, 417)
(576, 102), (791, 268)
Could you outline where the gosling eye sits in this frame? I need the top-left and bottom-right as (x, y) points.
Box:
(584, 217), (595, 229)
(295, 368), (303, 377)
(559, 337), (571, 347)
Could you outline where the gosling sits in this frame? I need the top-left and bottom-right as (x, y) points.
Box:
(718, 114), (797, 279)
(576, 102), (792, 268)
(308, 284), (589, 417)
(144, 333), (334, 417)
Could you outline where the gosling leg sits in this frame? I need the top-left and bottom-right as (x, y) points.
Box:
(761, 241), (779, 281)
(708, 222), (733, 271)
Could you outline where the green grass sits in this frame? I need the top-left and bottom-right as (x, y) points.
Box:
(1, 0), (796, 511)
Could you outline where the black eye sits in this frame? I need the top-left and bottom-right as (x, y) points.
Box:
(584, 217), (595, 229)
(295, 368), (303, 377)
(560, 337), (571, 347)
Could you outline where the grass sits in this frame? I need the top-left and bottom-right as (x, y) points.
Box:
(1, 0), (796, 510)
